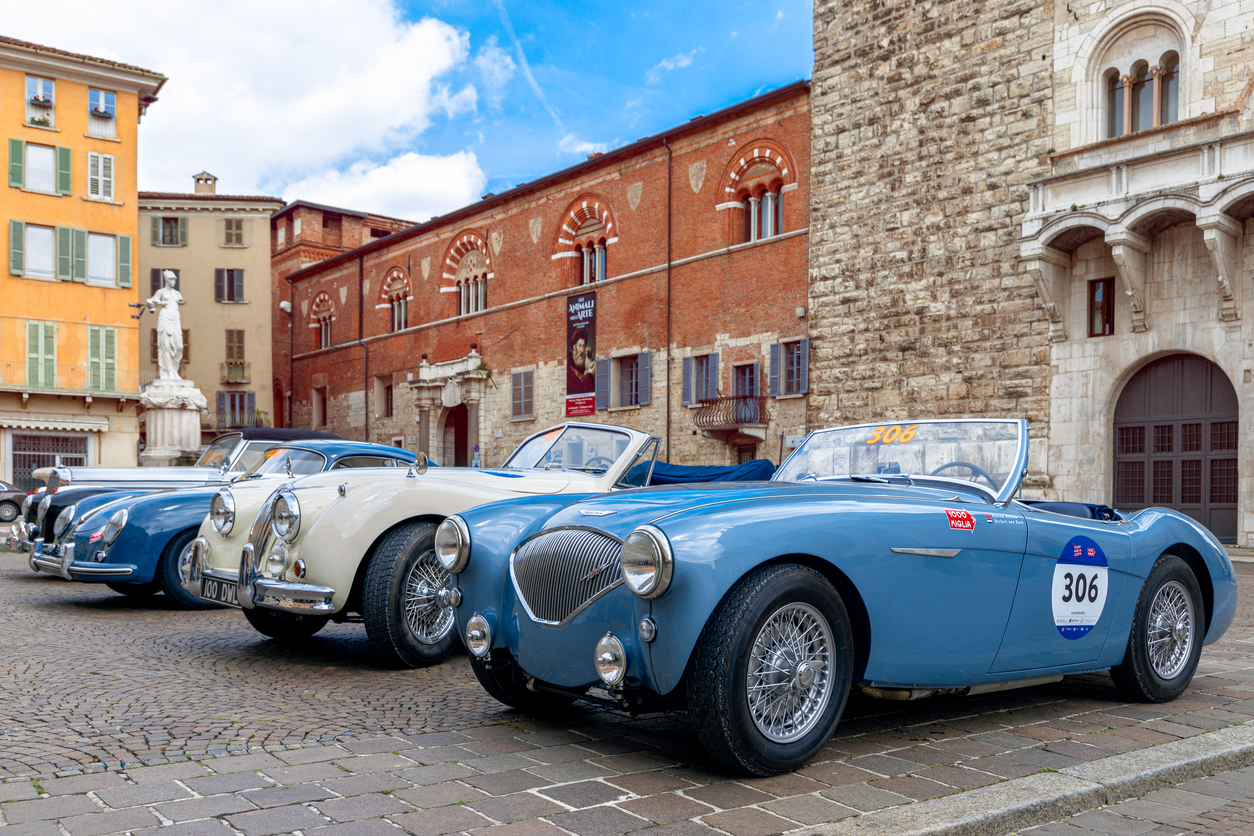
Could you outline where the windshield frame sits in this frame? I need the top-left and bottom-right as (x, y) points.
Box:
(195, 434), (242, 468)
(774, 418), (1029, 504)
(237, 446), (329, 479)
(502, 423), (645, 477)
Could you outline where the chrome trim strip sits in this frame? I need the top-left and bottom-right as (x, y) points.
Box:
(252, 577), (337, 613)
(31, 555), (135, 577)
(891, 547), (961, 558)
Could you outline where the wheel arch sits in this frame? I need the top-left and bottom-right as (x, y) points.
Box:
(1162, 542), (1214, 635)
(345, 514), (447, 614)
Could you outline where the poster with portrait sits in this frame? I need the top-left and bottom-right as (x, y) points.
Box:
(565, 291), (596, 416)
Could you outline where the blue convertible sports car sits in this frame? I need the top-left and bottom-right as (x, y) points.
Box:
(436, 419), (1237, 775)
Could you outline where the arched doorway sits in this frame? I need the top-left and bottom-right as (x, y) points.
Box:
(1113, 354), (1238, 542)
(273, 382), (285, 428)
(442, 404), (468, 467)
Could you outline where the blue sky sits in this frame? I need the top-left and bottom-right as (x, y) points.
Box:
(5, 1), (812, 220)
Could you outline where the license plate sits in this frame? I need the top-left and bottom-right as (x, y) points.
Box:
(202, 578), (241, 608)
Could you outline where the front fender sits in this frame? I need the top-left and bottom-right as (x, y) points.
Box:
(84, 493), (213, 582)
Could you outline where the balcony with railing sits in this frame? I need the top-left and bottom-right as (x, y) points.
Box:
(0, 362), (157, 396)
(221, 361), (251, 384)
(201, 410), (270, 431)
(692, 395), (770, 440)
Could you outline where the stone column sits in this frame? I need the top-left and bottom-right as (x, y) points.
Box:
(139, 379), (208, 467)
(1151, 66), (1165, 128)
(462, 367), (490, 467)
(411, 380), (443, 457)
(1121, 74), (1134, 134)
(748, 197), (760, 242)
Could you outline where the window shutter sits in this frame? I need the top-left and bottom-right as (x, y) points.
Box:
(637, 351), (651, 406)
(216, 391), (227, 417)
(88, 152), (100, 197)
(708, 353), (719, 401)
(214, 268), (224, 301)
(243, 218), (254, 247)
(9, 138), (24, 187)
(238, 330), (245, 360)
(104, 328), (116, 391)
(183, 329), (190, 362)
(233, 269), (244, 301)
(769, 343), (781, 397)
(150, 268), (161, 296)
(26, 321), (40, 387)
(178, 217), (188, 246)
(799, 338), (809, 395)
(150, 329), (157, 365)
(245, 391), (256, 422)
(88, 325), (101, 389)
(9, 220), (24, 275)
(682, 356), (692, 406)
(150, 216), (160, 246)
(594, 358), (610, 410)
(72, 228), (86, 282)
(752, 361), (761, 397)
(55, 146), (71, 195)
(56, 226), (72, 280)
(42, 322), (56, 388)
(101, 154), (113, 200)
(117, 235), (131, 287)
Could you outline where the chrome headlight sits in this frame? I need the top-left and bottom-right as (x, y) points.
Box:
(210, 489), (235, 535)
(101, 508), (129, 545)
(620, 525), (674, 599)
(266, 541), (289, 576)
(272, 490), (300, 541)
(434, 516), (470, 573)
(37, 494), (52, 526)
(21, 495), (33, 518)
(465, 613), (491, 657)
(53, 504), (76, 539)
(594, 633), (627, 686)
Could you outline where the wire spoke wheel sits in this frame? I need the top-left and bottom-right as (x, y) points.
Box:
(1147, 579), (1195, 680)
(403, 549), (454, 645)
(746, 602), (834, 743)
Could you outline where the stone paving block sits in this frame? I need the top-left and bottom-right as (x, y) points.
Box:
(1178, 776), (1254, 800)
(226, 803), (330, 836)
(59, 808), (161, 836)
(869, 775), (954, 800)
(467, 791), (566, 823)
(317, 773), (411, 797)
(466, 819), (566, 836)
(632, 823), (723, 836)
(1044, 739), (1119, 762)
(518, 744), (599, 765)
(262, 762), (346, 784)
(184, 771), (275, 795)
(579, 737), (651, 756)
(457, 753), (541, 775)
(404, 746), (470, 766)
(796, 762), (879, 787)
(893, 745), (967, 766)
(96, 780), (193, 808)
(313, 792), (413, 822)
(341, 738), (419, 755)
(391, 782), (488, 809)
(278, 746), (347, 765)
(819, 782), (913, 812)
(0, 782), (39, 801)
(549, 805), (651, 836)
(0, 822), (69, 836)
(137, 821), (236, 836)
(684, 782), (774, 810)
(974, 754), (1048, 779)
(526, 760), (618, 782)
(1104, 798), (1197, 825)
(914, 764), (1001, 790)
(201, 753), (286, 774)
(1062, 808), (1161, 836)
(461, 725), (523, 741)
(395, 763), (475, 786)
(39, 774), (126, 796)
(1005, 746), (1083, 770)
(590, 751), (679, 773)
(2, 795), (100, 825)
(1140, 787), (1231, 813)
(123, 762), (211, 783)
(460, 738), (539, 757)
(241, 782), (335, 809)
(335, 754), (418, 774)
(618, 792), (716, 824)
(605, 771), (696, 796)
(155, 794), (258, 822)
(700, 807), (795, 836)
(740, 772), (827, 798)
(969, 731), (1043, 751)
(389, 806), (493, 836)
(462, 768), (553, 796)
(536, 779), (628, 808)
(308, 820), (409, 836)
(398, 732), (476, 748)
(761, 793), (859, 825)
(517, 730), (592, 747)
(848, 754), (924, 777)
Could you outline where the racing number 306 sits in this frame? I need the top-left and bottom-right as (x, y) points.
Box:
(1061, 571), (1099, 604)
(866, 424), (919, 444)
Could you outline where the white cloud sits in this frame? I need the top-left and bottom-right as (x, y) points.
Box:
(557, 133), (608, 158)
(1, 0), (485, 217)
(474, 36), (516, 107)
(284, 151), (488, 222)
(646, 48), (703, 84)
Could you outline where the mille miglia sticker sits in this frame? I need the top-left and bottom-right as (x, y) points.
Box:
(945, 509), (975, 531)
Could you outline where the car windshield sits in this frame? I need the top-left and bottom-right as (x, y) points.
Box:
(774, 420), (1025, 497)
(196, 435), (241, 468)
(504, 426), (637, 474)
(240, 447), (328, 478)
(231, 441), (287, 473)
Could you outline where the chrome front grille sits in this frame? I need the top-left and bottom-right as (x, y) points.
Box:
(511, 527), (623, 625)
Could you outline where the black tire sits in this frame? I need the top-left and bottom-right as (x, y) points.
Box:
(156, 530), (221, 610)
(363, 522), (458, 668)
(1111, 554), (1204, 702)
(468, 654), (579, 714)
(686, 563), (854, 776)
(0, 501), (18, 523)
(106, 580), (160, 597)
(243, 606), (330, 642)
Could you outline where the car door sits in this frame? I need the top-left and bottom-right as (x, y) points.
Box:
(990, 507), (1131, 673)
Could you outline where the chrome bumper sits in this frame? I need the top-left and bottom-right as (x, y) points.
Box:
(238, 542), (336, 614)
(29, 540), (135, 581)
(182, 536), (241, 604)
(8, 522), (34, 553)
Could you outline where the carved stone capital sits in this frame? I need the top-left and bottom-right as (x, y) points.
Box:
(1021, 244), (1071, 343)
(1106, 229), (1151, 332)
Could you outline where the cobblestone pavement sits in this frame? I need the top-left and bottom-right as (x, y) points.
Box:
(2, 552), (1254, 835)
(1018, 765), (1254, 836)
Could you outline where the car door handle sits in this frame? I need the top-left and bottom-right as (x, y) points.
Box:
(891, 547), (961, 558)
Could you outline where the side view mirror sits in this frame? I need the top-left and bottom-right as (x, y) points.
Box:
(407, 452), (429, 478)
(46, 469), (62, 492)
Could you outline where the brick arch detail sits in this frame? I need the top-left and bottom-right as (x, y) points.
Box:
(310, 290), (334, 323)
(552, 193), (619, 255)
(441, 230), (491, 288)
(380, 266), (411, 302)
(718, 139), (798, 203)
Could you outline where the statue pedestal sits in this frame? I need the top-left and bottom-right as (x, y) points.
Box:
(140, 379), (208, 467)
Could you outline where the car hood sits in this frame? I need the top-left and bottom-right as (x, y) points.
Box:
(292, 466), (584, 496)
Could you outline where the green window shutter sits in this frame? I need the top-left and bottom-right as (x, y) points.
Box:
(101, 154), (113, 200)
(104, 327), (116, 390)
(8, 138), (24, 188)
(151, 215), (160, 246)
(9, 219), (24, 275)
(56, 146), (71, 195)
(117, 235), (132, 287)
(72, 229), (87, 282)
(56, 226), (72, 280)
(178, 217), (187, 246)
(88, 325), (101, 390)
(26, 320), (40, 387)
(87, 152), (100, 197)
(43, 322), (56, 389)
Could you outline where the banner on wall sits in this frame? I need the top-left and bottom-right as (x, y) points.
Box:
(565, 291), (596, 416)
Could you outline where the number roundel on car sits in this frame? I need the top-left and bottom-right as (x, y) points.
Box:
(1052, 536), (1109, 641)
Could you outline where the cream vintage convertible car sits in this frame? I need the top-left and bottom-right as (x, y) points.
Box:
(183, 422), (771, 667)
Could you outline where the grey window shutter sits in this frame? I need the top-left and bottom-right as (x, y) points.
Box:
(72, 229), (87, 282)
(233, 269), (244, 300)
(117, 235), (131, 287)
(708, 353), (718, 401)
(170, 268), (179, 290)
(214, 268), (224, 301)
(55, 146), (71, 195)
(9, 220), (24, 275)
(178, 217), (188, 246)
(594, 358), (610, 410)
(216, 391), (227, 417)
(681, 356), (691, 406)
(769, 344), (781, 397)
(150, 216), (160, 246)
(150, 268), (160, 295)
(9, 138), (24, 187)
(245, 391), (256, 421)
(637, 351), (650, 406)
(56, 227), (72, 280)
(799, 338), (809, 394)
(752, 361), (761, 397)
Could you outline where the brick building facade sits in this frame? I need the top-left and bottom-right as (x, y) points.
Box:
(284, 82), (811, 468)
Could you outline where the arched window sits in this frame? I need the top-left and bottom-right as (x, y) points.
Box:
(554, 195), (617, 287)
(310, 291), (334, 349)
(1160, 52), (1179, 125)
(380, 267), (410, 333)
(741, 184), (786, 244)
(1106, 69), (1125, 138)
(1130, 61), (1152, 133)
(443, 231), (492, 317)
(1095, 19), (1185, 140)
(720, 142), (795, 247)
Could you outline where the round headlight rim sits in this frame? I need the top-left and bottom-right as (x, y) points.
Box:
(37, 494), (52, 526)
(53, 503), (77, 539)
(210, 489), (236, 536)
(272, 489), (301, 542)
(435, 515), (471, 574)
(101, 507), (129, 545)
(465, 612), (491, 658)
(265, 541), (290, 577)
(594, 632), (628, 686)
(620, 524), (674, 599)
(21, 495), (33, 518)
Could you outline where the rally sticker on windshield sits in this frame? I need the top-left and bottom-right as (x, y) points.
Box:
(1053, 536), (1109, 640)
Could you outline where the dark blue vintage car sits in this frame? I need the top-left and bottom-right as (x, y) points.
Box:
(437, 419), (1237, 775)
(29, 439), (414, 608)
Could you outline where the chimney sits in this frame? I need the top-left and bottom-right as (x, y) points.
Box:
(193, 171), (218, 195)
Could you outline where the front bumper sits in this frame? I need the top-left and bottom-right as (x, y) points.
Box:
(182, 536), (242, 604)
(29, 540), (136, 582)
(238, 543), (336, 614)
(8, 522), (34, 553)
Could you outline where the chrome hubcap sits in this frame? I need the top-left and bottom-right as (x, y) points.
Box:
(1148, 579), (1194, 680)
(746, 602), (834, 743)
(404, 549), (454, 645)
(0, 504), (16, 522)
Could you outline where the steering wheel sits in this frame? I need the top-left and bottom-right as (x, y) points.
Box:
(584, 456), (615, 469)
(930, 461), (998, 489)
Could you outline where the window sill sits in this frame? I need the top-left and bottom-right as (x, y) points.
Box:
(509, 414), (536, 423)
(153, 243), (187, 248)
(23, 124), (59, 133)
(19, 187), (66, 197)
(776, 392), (806, 400)
(82, 196), (124, 206)
(608, 405), (642, 413)
(17, 273), (59, 282)
(84, 133), (121, 143)
(87, 280), (121, 289)
(219, 244), (249, 248)
(217, 300), (250, 304)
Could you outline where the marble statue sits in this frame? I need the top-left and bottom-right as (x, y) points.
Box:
(147, 270), (185, 380)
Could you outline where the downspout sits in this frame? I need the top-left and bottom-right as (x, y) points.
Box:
(360, 254), (368, 443)
(664, 137), (673, 463)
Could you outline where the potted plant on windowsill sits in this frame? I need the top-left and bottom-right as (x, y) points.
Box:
(28, 95), (52, 106)
(28, 115), (51, 127)
(90, 108), (114, 119)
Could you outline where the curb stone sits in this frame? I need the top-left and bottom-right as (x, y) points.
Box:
(796, 723), (1254, 836)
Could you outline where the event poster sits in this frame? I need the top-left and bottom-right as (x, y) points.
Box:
(565, 291), (596, 416)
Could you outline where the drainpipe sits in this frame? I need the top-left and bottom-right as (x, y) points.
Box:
(664, 137), (673, 463)
(360, 254), (369, 443)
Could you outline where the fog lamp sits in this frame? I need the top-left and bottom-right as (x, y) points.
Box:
(266, 542), (288, 576)
(594, 633), (627, 686)
(465, 613), (491, 658)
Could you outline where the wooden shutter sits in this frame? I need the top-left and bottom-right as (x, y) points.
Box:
(26, 321), (40, 387)
(214, 268), (224, 301)
(117, 235), (131, 287)
(182, 329), (190, 362)
(150, 329), (157, 364)
(88, 152), (100, 197)
(798, 338), (809, 395)
(150, 268), (161, 295)
(769, 344), (781, 397)
(44, 323), (56, 389)
(150, 216), (160, 246)
(637, 351), (651, 406)
(177, 217), (188, 246)
(707, 353), (718, 401)
(56, 226), (72, 280)
(216, 391), (227, 419)
(88, 325), (102, 389)
(594, 358), (610, 410)
(233, 269), (244, 301)
(751, 361), (761, 397)
(8, 220), (23, 275)
(55, 146), (71, 195)
(8, 138), (24, 187)
(245, 392), (256, 423)
(103, 327), (116, 390)
(101, 154), (113, 200)
(72, 228), (86, 282)
(681, 356), (692, 406)
(30, 321), (56, 388)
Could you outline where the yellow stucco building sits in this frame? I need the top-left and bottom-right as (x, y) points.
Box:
(1, 37), (165, 489)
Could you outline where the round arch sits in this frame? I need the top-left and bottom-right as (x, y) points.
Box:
(552, 193), (619, 254)
(1039, 213), (1110, 253)
(1118, 195), (1200, 238)
(716, 139), (798, 202)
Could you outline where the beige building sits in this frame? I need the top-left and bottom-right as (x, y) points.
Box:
(138, 174), (284, 442)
